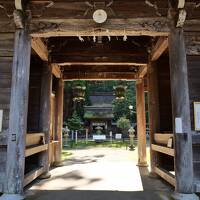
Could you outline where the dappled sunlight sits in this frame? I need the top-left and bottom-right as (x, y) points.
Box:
(28, 148), (144, 192)
(26, 148), (172, 200)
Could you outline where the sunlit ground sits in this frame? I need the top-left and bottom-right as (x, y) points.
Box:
(27, 145), (151, 192)
(25, 144), (172, 200)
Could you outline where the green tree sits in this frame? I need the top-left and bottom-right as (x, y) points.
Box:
(67, 111), (82, 131)
(117, 117), (131, 134)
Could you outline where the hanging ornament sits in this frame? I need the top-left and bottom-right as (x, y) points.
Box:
(93, 9), (107, 24)
(113, 83), (127, 100)
(72, 85), (86, 102)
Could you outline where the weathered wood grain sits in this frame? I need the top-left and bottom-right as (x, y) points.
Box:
(39, 63), (52, 176)
(5, 28), (31, 195)
(30, 18), (169, 37)
(169, 24), (194, 193)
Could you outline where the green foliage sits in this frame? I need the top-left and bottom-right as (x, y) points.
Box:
(67, 111), (82, 131)
(64, 80), (137, 125)
(117, 117), (131, 133)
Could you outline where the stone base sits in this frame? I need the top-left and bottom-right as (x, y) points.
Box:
(172, 192), (199, 200)
(0, 194), (24, 200)
(39, 172), (51, 179)
(137, 162), (148, 167)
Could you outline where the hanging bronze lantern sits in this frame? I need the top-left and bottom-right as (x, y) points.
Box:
(113, 84), (127, 100)
(73, 85), (86, 102)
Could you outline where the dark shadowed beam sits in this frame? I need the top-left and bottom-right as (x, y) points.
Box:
(63, 72), (137, 80)
(52, 55), (147, 66)
(151, 37), (168, 61)
(51, 43), (148, 65)
(62, 65), (139, 73)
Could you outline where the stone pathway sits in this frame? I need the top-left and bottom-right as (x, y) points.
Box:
(25, 147), (173, 200)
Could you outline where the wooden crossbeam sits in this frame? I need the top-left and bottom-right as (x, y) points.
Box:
(30, 18), (169, 37)
(63, 72), (137, 80)
(151, 37), (168, 61)
(137, 65), (147, 78)
(31, 37), (48, 61)
(51, 64), (62, 78)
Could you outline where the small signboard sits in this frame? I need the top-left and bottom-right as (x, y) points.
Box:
(115, 134), (122, 139)
(93, 135), (106, 141)
(0, 110), (3, 132)
(194, 102), (200, 131)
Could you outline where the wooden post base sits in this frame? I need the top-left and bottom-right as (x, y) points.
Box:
(0, 194), (24, 200)
(172, 193), (199, 200)
(39, 172), (51, 179)
(53, 161), (64, 167)
(137, 162), (148, 167)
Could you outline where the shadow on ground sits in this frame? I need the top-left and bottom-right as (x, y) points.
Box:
(25, 167), (173, 200)
(25, 189), (172, 200)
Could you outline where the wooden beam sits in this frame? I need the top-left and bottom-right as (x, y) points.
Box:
(154, 133), (173, 146)
(151, 144), (175, 157)
(23, 167), (44, 187)
(137, 65), (147, 78)
(30, 18), (169, 37)
(59, 62), (145, 66)
(25, 144), (48, 157)
(52, 53), (147, 66)
(151, 37), (168, 61)
(31, 37), (48, 61)
(155, 166), (175, 186)
(63, 72), (137, 80)
(6, 28), (31, 195)
(136, 79), (148, 167)
(185, 34), (200, 55)
(51, 64), (61, 78)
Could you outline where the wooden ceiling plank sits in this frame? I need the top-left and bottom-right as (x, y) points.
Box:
(151, 37), (168, 61)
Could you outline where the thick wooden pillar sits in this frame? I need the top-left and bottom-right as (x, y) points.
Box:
(4, 29), (31, 197)
(147, 62), (160, 173)
(136, 79), (148, 167)
(39, 64), (52, 178)
(54, 79), (64, 166)
(169, 26), (197, 199)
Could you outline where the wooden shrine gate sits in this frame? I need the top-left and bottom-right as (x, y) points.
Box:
(0, 0), (200, 200)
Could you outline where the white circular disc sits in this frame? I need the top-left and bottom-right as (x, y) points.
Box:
(93, 9), (107, 24)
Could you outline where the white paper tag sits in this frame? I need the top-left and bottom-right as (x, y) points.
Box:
(0, 110), (3, 132)
(175, 118), (183, 133)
